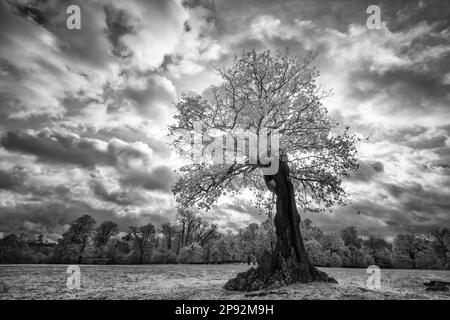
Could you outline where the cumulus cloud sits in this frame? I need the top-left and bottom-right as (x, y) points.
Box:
(90, 181), (143, 206)
(0, 0), (118, 119)
(0, 128), (159, 169)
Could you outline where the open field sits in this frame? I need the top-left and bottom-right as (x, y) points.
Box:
(1, 264), (449, 300)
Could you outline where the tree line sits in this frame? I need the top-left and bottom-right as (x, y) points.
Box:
(0, 209), (449, 269)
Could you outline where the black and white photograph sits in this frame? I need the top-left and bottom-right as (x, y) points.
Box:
(0, 0), (450, 310)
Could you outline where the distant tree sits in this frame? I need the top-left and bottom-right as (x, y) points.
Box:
(169, 50), (358, 290)
(393, 234), (427, 269)
(224, 232), (242, 262)
(258, 216), (277, 257)
(0, 234), (25, 263)
(160, 222), (177, 250)
(202, 226), (221, 263)
(177, 242), (204, 263)
(339, 226), (364, 267)
(212, 237), (234, 263)
(208, 246), (222, 264)
(305, 239), (328, 266)
(176, 208), (200, 249)
(239, 223), (260, 263)
(195, 221), (218, 247)
(344, 245), (366, 267)
(300, 219), (324, 242)
(59, 215), (96, 263)
(94, 221), (119, 247)
(320, 232), (347, 262)
(363, 236), (392, 267)
(36, 234), (45, 245)
(430, 227), (450, 269)
(127, 223), (156, 264)
(340, 226), (361, 249)
(106, 239), (130, 264)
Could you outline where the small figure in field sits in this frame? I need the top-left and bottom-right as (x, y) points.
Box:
(247, 255), (251, 265)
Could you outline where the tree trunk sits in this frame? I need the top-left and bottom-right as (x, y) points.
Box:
(78, 237), (87, 264)
(181, 223), (186, 248)
(410, 253), (416, 269)
(224, 159), (337, 291)
(167, 235), (172, 250)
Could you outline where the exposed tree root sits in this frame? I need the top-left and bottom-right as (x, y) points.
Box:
(224, 252), (337, 291)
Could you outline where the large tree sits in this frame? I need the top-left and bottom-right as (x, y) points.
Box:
(430, 227), (450, 268)
(59, 215), (96, 264)
(169, 50), (358, 290)
(394, 234), (428, 269)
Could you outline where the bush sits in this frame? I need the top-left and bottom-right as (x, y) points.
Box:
(211, 238), (233, 262)
(305, 239), (328, 266)
(205, 247), (222, 264)
(177, 243), (204, 263)
(330, 252), (343, 267)
(151, 249), (177, 264)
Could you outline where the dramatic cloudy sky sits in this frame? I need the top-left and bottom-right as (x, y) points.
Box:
(0, 0), (449, 241)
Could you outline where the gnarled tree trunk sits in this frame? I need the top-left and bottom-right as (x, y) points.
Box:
(224, 159), (337, 291)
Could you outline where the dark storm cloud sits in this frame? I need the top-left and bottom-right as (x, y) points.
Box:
(119, 166), (174, 192)
(0, 0), (124, 120)
(366, 180), (450, 231)
(383, 126), (449, 150)
(6, 0), (116, 68)
(104, 4), (134, 58)
(0, 168), (26, 190)
(351, 160), (384, 182)
(0, 129), (152, 168)
(389, 0), (450, 31)
(90, 181), (143, 206)
(1, 130), (109, 167)
(383, 181), (450, 214)
(349, 63), (450, 114)
(0, 165), (73, 199)
(12, 1), (50, 26)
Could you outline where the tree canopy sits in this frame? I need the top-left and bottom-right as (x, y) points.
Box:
(169, 50), (359, 213)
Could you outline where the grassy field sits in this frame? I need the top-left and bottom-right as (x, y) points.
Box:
(1, 264), (449, 300)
